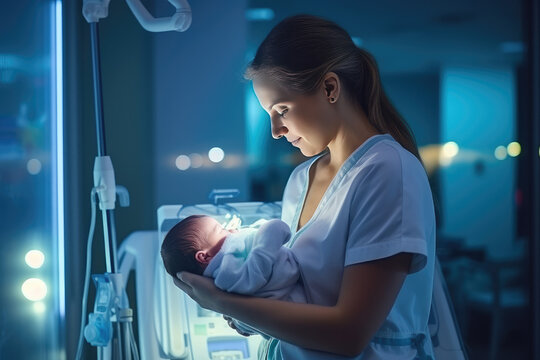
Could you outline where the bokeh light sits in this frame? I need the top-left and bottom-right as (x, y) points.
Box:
(494, 146), (507, 160)
(21, 278), (47, 301)
(33, 302), (46, 314)
(27, 158), (42, 175)
(25, 250), (45, 269)
(507, 142), (521, 157)
(175, 155), (191, 170)
(208, 147), (225, 163)
(189, 153), (203, 168)
(442, 142), (459, 158)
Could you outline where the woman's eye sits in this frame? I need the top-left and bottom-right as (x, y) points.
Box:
(278, 109), (288, 118)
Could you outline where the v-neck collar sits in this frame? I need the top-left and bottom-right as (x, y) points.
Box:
(287, 134), (393, 248)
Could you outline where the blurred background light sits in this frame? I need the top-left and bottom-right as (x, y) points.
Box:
(33, 301), (46, 314)
(442, 141), (460, 158)
(418, 145), (442, 176)
(245, 8), (274, 21)
(494, 145), (508, 160)
(507, 142), (521, 157)
(175, 154), (191, 170)
(27, 158), (42, 175)
(189, 153), (203, 168)
(439, 142), (459, 167)
(222, 154), (244, 168)
(25, 249), (45, 269)
(21, 278), (47, 301)
(208, 147), (225, 163)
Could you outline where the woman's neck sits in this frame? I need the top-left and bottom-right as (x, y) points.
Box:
(325, 105), (380, 172)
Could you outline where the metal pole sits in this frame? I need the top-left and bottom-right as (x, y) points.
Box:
(90, 22), (106, 157)
(89, 22), (117, 274)
(88, 21), (125, 358)
(123, 322), (132, 360)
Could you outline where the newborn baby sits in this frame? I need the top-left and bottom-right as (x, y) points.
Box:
(160, 215), (306, 336)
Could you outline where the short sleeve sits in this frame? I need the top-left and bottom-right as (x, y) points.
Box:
(344, 149), (429, 274)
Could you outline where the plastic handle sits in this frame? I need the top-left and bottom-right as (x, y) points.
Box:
(125, 0), (192, 32)
(208, 189), (240, 205)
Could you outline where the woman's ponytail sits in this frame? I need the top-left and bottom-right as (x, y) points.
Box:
(354, 48), (422, 162)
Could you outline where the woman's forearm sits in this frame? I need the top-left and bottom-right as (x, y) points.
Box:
(217, 294), (367, 356)
(175, 255), (410, 356)
(214, 254), (411, 357)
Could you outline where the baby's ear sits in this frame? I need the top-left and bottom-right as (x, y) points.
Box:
(195, 250), (210, 264)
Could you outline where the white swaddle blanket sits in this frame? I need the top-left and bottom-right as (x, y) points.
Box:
(203, 218), (306, 337)
(203, 218), (305, 302)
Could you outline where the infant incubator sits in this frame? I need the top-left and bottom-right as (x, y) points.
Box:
(119, 198), (280, 360)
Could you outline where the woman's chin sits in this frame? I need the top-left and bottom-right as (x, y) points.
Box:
(299, 146), (324, 158)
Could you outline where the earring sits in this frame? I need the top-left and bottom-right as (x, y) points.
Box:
(330, 97), (336, 103)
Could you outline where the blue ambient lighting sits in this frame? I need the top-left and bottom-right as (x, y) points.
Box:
(51, 0), (65, 318)
(245, 8), (275, 21)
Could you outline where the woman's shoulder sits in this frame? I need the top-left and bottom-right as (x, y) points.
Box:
(357, 137), (424, 177)
(343, 138), (429, 200)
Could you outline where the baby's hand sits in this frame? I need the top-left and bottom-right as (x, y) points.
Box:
(224, 215), (242, 230)
(223, 315), (251, 337)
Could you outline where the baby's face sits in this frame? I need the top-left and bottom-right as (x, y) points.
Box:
(200, 216), (234, 248)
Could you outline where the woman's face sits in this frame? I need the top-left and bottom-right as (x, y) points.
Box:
(253, 77), (337, 157)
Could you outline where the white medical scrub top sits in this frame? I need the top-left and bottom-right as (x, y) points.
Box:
(264, 134), (436, 359)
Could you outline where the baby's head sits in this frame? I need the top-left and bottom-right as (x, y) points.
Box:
(160, 215), (232, 277)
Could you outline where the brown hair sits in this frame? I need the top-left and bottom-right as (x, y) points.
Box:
(160, 215), (207, 277)
(245, 14), (421, 161)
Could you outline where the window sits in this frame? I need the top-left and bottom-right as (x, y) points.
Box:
(0, 0), (64, 358)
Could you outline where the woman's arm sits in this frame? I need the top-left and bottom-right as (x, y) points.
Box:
(176, 252), (412, 357)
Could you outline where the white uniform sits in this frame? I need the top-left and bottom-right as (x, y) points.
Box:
(262, 134), (436, 359)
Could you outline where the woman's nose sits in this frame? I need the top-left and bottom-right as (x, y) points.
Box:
(271, 117), (288, 139)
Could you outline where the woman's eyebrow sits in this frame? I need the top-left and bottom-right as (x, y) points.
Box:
(266, 98), (287, 112)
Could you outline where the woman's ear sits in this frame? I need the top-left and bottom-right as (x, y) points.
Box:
(195, 250), (210, 264)
(323, 72), (340, 103)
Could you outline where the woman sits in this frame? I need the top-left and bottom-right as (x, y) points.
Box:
(175, 14), (436, 359)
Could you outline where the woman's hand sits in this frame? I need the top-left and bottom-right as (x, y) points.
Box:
(173, 272), (226, 312)
(174, 272), (255, 337)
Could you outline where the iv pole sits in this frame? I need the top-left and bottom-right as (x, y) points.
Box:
(78, 0), (191, 358)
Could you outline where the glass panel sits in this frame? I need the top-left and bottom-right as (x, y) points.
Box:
(246, 1), (529, 358)
(0, 0), (64, 359)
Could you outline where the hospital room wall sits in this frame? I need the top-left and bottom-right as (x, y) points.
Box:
(383, 73), (440, 148)
(440, 67), (521, 259)
(153, 0), (249, 207)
